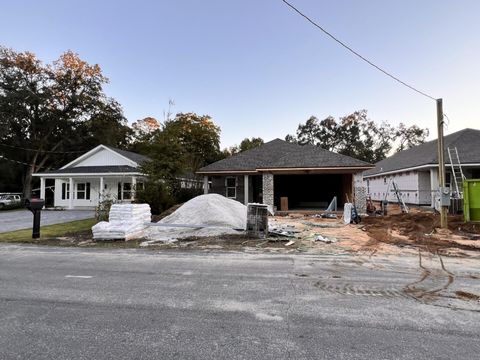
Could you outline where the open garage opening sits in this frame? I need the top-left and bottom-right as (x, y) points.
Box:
(273, 174), (352, 211)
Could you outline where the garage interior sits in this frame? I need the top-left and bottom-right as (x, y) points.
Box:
(273, 173), (353, 211)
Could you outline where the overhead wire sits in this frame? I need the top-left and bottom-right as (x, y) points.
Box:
(0, 143), (86, 154)
(0, 154), (30, 166)
(280, 0), (437, 101)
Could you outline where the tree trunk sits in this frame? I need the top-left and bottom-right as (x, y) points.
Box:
(22, 165), (34, 199)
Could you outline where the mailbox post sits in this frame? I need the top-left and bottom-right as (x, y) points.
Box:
(25, 199), (45, 239)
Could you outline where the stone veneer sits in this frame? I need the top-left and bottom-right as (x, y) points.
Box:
(353, 173), (367, 213)
(262, 173), (274, 209)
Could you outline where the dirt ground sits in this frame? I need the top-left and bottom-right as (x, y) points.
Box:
(148, 207), (480, 257)
(39, 204), (479, 258)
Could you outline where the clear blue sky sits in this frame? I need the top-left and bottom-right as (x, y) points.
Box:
(1, 0), (479, 148)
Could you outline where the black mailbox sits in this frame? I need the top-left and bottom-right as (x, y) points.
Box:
(25, 198), (45, 239)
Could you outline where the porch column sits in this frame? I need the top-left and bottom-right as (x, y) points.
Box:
(68, 177), (74, 209)
(244, 174), (249, 205)
(40, 177), (45, 201)
(99, 177), (104, 203)
(203, 176), (209, 194)
(131, 176), (137, 200)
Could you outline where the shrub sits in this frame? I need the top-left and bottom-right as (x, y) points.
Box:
(134, 181), (175, 215)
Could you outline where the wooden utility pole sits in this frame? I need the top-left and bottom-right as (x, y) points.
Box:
(436, 98), (448, 228)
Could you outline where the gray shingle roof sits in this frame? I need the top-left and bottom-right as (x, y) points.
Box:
(105, 146), (150, 165)
(198, 139), (373, 173)
(42, 165), (141, 174)
(365, 128), (480, 177)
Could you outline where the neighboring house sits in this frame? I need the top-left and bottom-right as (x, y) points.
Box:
(364, 128), (480, 207)
(33, 145), (148, 209)
(197, 138), (373, 212)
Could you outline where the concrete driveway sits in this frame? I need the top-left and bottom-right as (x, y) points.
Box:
(0, 209), (95, 233)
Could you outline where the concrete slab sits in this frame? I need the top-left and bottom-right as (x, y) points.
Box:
(0, 209), (95, 233)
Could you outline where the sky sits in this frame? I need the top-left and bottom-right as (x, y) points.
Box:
(1, 0), (479, 148)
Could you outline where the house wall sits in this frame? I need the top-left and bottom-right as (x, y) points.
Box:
(53, 177), (142, 209)
(209, 175), (246, 204)
(417, 171), (432, 205)
(73, 148), (134, 167)
(367, 170), (433, 205)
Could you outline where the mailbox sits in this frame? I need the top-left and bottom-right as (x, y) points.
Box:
(25, 198), (45, 239)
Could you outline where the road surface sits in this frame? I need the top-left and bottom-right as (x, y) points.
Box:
(0, 210), (94, 233)
(0, 244), (479, 359)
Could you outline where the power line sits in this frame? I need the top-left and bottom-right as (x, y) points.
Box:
(0, 154), (30, 166)
(280, 0), (437, 101)
(0, 143), (86, 154)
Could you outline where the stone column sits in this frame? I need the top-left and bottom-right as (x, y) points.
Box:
(244, 174), (249, 205)
(262, 173), (274, 211)
(353, 173), (367, 213)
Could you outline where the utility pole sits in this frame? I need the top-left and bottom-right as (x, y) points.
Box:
(436, 98), (448, 228)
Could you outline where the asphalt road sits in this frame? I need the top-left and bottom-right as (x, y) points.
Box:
(0, 210), (94, 233)
(0, 245), (479, 360)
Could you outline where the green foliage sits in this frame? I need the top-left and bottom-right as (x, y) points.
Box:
(286, 110), (429, 163)
(223, 137), (264, 156)
(95, 196), (115, 221)
(134, 181), (175, 215)
(0, 46), (129, 197)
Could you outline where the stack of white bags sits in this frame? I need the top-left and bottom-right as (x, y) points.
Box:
(92, 203), (152, 240)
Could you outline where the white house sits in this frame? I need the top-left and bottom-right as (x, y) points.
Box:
(364, 128), (480, 207)
(33, 145), (148, 209)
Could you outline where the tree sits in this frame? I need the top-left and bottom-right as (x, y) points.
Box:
(286, 110), (428, 163)
(134, 112), (222, 211)
(222, 137), (264, 156)
(0, 47), (129, 197)
(395, 123), (429, 152)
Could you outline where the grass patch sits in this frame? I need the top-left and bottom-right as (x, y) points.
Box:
(0, 218), (97, 244)
(0, 218), (147, 249)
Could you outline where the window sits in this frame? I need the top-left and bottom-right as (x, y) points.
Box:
(117, 182), (132, 200)
(383, 177), (387, 184)
(123, 183), (132, 200)
(225, 177), (237, 199)
(62, 183), (70, 200)
(76, 183), (90, 200)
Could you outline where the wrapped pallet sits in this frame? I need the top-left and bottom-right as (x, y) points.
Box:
(92, 203), (151, 241)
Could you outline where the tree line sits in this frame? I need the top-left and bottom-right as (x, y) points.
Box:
(0, 46), (428, 207)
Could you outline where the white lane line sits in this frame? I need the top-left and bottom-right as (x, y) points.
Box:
(65, 275), (93, 279)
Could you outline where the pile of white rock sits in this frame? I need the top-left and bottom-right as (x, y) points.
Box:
(144, 194), (247, 244)
(92, 203), (151, 241)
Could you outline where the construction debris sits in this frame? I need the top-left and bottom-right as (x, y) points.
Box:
(314, 234), (337, 244)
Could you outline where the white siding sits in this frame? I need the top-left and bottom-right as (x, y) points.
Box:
(417, 171), (432, 205)
(367, 171), (424, 205)
(73, 148), (134, 167)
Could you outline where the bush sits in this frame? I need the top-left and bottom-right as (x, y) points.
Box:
(174, 187), (203, 204)
(134, 181), (175, 215)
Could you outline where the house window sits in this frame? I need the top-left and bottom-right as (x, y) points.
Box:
(225, 177), (237, 199)
(384, 177), (387, 184)
(117, 182), (132, 200)
(62, 183), (70, 200)
(76, 183), (91, 200)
